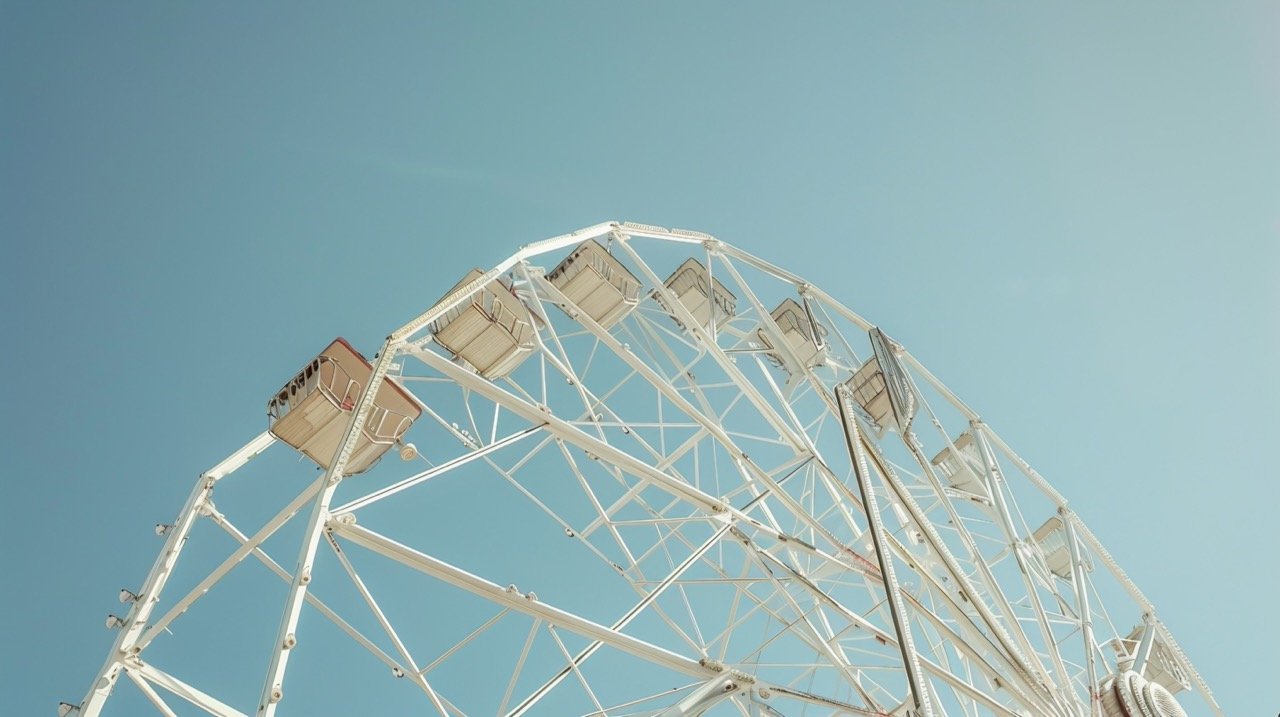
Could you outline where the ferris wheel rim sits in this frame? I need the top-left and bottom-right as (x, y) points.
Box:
(69, 221), (1221, 717)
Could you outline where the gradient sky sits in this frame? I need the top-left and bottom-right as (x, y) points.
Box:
(3, 3), (1278, 716)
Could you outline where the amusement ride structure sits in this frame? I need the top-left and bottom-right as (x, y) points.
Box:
(64, 222), (1223, 717)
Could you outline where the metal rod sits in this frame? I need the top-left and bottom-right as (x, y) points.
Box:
(205, 508), (404, 673)
(505, 521), (733, 716)
(834, 385), (934, 717)
(326, 532), (450, 714)
(78, 431), (274, 717)
(333, 423), (545, 514)
(129, 660), (247, 717)
(1063, 511), (1101, 717)
(123, 668), (180, 717)
(330, 520), (711, 678)
(254, 336), (401, 716)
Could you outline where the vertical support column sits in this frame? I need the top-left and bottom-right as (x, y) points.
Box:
(79, 432), (274, 717)
(1062, 509), (1100, 717)
(255, 338), (401, 716)
(834, 385), (934, 717)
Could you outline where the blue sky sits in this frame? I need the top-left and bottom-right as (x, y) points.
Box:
(3, 3), (1277, 715)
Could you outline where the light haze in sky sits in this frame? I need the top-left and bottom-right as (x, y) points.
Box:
(3, 3), (1278, 716)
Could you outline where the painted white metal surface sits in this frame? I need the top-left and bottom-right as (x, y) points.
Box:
(66, 222), (1223, 717)
(546, 238), (642, 329)
(268, 338), (421, 474)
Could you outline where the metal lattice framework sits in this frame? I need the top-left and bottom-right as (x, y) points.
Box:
(67, 222), (1223, 717)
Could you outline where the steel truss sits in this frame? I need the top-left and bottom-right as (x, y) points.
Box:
(69, 222), (1223, 717)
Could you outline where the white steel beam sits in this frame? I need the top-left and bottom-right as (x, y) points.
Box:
(506, 521), (734, 716)
(329, 520), (712, 679)
(333, 423), (545, 514)
(746, 530), (1040, 717)
(137, 476), (325, 649)
(390, 222), (619, 343)
(410, 301), (851, 594)
(530, 252), (1051, 707)
(411, 335), (1045, 712)
(526, 272), (801, 533)
(739, 540), (882, 710)
(254, 336), (400, 717)
(969, 426), (1076, 707)
(325, 533), (450, 714)
(656, 675), (744, 716)
(835, 386), (934, 717)
(404, 344), (878, 581)
(128, 660), (247, 717)
(78, 431), (274, 717)
(404, 345), (724, 514)
(122, 668), (179, 717)
(1063, 511), (1101, 717)
(694, 260), (1064, 711)
(611, 233), (807, 455)
(204, 508), (406, 675)
(856, 425), (1061, 715)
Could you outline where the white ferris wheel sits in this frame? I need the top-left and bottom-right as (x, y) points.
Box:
(66, 222), (1223, 717)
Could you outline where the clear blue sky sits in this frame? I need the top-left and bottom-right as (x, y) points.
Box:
(3, 2), (1277, 715)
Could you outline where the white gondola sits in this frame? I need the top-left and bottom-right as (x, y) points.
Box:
(656, 257), (736, 331)
(268, 338), (422, 475)
(929, 432), (988, 497)
(1032, 515), (1083, 579)
(545, 239), (641, 329)
(429, 268), (535, 379)
(845, 356), (894, 429)
(758, 298), (825, 371)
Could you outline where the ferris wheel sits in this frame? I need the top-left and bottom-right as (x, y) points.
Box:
(65, 222), (1223, 717)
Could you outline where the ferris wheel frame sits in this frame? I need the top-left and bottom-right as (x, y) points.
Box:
(68, 221), (1223, 717)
